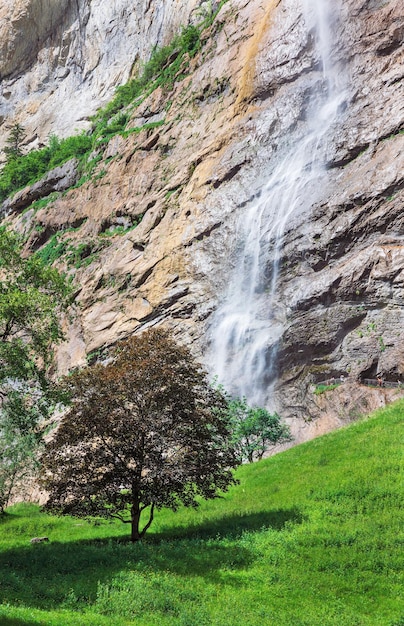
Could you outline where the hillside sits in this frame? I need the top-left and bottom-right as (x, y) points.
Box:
(1, 401), (403, 625)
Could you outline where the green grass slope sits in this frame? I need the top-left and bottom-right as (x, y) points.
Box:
(0, 401), (403, 625)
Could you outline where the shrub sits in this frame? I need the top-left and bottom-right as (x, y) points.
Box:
(314, 384), (339, 395)
(224, 395), (291, 463)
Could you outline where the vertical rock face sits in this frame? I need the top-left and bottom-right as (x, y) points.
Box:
(1, 0), (403, 442)
(268, 0), (404, 429)
(0, 0), (206, 149)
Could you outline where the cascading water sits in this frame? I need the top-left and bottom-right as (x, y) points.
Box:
(210, 0), (346, 406)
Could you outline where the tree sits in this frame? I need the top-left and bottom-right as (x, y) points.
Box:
(0, 226), (69, 384)
(0, 226), (69, 513)
(3, 123), (26, 161)
(0, 390), (47, 513)
(40, 329), (239, 541)
(226, 396), (291, 463)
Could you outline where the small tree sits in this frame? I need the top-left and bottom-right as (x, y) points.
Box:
(0, 226), (69, 382)
(226, 396), (291, 463)
(0, 226), (69, 512)
(40, 329), (238, 541)
(0, 390), (47, 513)
(3, 123), (26, 161)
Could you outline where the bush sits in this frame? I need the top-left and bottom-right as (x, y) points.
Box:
(48, 134), (93, 169)
(314, 383), (339, 395)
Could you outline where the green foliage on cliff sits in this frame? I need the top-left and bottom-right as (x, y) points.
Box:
(0, 2), (229, 206)
(0, 400), (402, 624)
(92, 1), (228, 138)
(34, 233), (69, 266)
(93, 22), (201, 130)
(0, 132), (93, 203)
(35, 233), (103, 269)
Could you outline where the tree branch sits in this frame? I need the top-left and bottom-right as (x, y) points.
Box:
(97, 432), (132, 470)
(140, 503), (155, 538)
(110, 512), (131, 524)
(0, 317), (15, 342)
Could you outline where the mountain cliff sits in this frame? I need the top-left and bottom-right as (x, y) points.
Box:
(0, 0), (209, 149)
(1, 0), (403, 442)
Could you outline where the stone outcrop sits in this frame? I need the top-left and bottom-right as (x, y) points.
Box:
(1, 0), (404, 443)
(1, 158), (79, 216)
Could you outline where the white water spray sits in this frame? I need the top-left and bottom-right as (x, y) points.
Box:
(210, 0), (346, 405)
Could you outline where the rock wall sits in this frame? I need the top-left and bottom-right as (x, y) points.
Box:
(1, 0), (404, 443)
(0, 0), (209, 150)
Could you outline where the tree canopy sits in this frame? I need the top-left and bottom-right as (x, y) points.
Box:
(0, 226), (69, 386)
(41, 329), (239, 541)
(0, 226), (69, 512)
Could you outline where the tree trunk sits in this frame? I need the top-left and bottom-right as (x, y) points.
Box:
(131, 497), (142, 542)
(130, 497), (155, 542)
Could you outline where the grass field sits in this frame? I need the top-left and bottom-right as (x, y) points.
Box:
(0, 401), (403, 625)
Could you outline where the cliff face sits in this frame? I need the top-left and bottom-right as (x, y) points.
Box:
(1, 0), (403, 442)
(0, 0), (208, 150)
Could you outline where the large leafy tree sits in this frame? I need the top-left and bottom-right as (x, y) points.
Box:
(40, 329), (239, 541)
(0, 226), (69, 512)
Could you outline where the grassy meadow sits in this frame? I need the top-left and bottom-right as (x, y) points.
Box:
(0, 400), (403, 625)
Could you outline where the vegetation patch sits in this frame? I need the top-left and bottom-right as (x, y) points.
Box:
(34, 233), (69, 266)
(314, 383), (340, 394)
(92, 24), (201, 133)
(0, 133), (93, 204)
(29, 192), (61, 212)
(34, 232), (102, 270)
(92, 1), (229, 144)
(98, 212), (144, 238)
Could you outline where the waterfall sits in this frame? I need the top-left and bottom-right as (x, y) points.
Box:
(210, 0), (345, 406)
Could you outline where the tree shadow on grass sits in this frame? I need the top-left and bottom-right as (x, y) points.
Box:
(0, 508), (303, 612)
(0, 539), (252, 611)
(152, 507), (304, 541)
